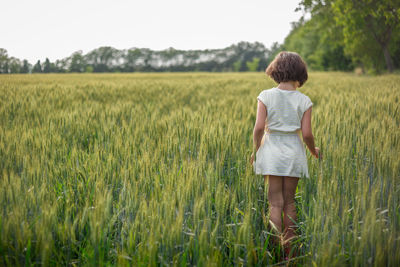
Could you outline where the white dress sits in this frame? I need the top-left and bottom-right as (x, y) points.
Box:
(253, 87), (313, 178)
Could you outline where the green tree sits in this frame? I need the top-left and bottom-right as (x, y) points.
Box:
(32, 60), (42, 73)
(299, 0), (400, 73)
(85, 65), (93, 73)
(124, 48), (142, 72)
(233, 60), (241, 72)
(85, 46), (118, 72)
(0, 48), (9, 73)
(55, 59), (68, 73)
(331, 0), (399, 72)
(283, 13), (353, 71)
(8, 57), (22, 73)
(246, 57), (260, 71)
(69, 51), (86, 72)
(43, 58), (51, 73)
(267, 42), (283, 64)
(21, 59), (30, 73)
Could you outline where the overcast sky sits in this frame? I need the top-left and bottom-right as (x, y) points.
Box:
(1, 0), (308, 63)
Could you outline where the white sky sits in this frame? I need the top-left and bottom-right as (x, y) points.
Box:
(0, 0), (308, 63)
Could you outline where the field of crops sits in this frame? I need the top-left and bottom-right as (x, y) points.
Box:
(0, 72), (399, 266)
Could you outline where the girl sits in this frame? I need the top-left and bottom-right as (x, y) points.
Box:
(250, 51), (320, 259)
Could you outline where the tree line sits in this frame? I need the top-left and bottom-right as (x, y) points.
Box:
(0, 42), (278, 74)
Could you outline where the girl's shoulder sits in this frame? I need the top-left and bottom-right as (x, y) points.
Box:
(258, 87), (277, 96)
(296, 91), (313, 112)
(257, 88), (276, 106)
(259, 87), (275, 92)
(297, 91), (312, 102)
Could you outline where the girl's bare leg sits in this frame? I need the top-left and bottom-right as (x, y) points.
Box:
(266, 175), (284, 234)
(282, 176), (299, 257)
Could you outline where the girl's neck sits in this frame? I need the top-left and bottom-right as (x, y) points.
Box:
(277, 81), (298, 91)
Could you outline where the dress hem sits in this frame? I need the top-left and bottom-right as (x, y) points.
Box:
(254, 170), (309, 178)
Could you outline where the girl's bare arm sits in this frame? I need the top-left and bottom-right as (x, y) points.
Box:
(301, 107), (319, 158)
(253, 100), (267, 152)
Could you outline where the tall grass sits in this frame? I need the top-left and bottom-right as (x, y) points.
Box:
(0, 72), (399, 266)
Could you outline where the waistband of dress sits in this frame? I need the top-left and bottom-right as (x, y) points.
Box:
(265, 129), (301, 136)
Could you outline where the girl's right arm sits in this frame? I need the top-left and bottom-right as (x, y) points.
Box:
(301, 107), (320, 158)
(253, 100), (267, 152)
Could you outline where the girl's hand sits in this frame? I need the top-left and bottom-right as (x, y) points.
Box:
(314, 147), (321, 159)
(250, 152), (255, 165)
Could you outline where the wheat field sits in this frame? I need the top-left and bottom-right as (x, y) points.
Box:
(0, 72), (399, 266)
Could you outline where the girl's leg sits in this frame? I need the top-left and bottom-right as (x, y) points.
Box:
(266, 175), (284, 233)
(282, 176), (299, 256)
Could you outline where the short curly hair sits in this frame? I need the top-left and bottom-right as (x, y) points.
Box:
(265, 51), (308, 87)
